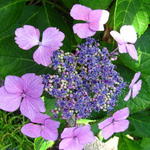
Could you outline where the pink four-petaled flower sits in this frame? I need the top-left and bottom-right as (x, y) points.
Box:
(70, 4), (109, 38)
(110, 25), (138, 60)
(59, 125), (95, 150)
(124, 72), (142, 101)
(15, 25), (65, 66)
(21, 113), (60, 141)
(0, 73), (45, 120)
(98, 107), (129, 139)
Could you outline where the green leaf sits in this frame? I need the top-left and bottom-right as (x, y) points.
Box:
(91, 122), (100, 135)
(34, 137), (54, 150)
(61, 0), (79, 8)
(0, 0), (25, 34)
(119, 28), (150, 75)
(112, 0), (149, 35)
(143, 75), (150, 88)
(118, 136), (141, 150)
(115, 65), (150, 113)
(129, 111), (150, 137)
(141, 138), (150, 150)
(77, 119), (96, 125)
(143, 0), (150, 23)
(79, 0), (113, 9)
(43, 96), (56, 117)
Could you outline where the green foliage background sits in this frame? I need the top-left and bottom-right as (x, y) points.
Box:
(0, 0), (149, 149)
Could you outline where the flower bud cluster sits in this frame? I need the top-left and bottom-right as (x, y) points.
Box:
(42, 38), (125, 119)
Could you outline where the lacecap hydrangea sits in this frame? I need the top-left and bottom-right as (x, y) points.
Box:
(42, 38), (126, 120)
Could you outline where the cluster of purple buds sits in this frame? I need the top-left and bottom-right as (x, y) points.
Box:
(42, 38), (126, 120)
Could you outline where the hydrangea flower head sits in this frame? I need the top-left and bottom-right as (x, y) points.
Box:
(110, 25), (138, 60)
(21, 113), (60, 141)
(0, 73), (45, 120)
(70, 4), (109, 38)
(98, 107), (129, 139)
(15, 25), (65, 66)
(124, 72), (142, 101)
(59, 125), (95, 150)
(42, 38), (126, 119)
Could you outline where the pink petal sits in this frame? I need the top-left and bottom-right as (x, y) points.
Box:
(44, 118), (60, 129)
(59, 138), (83, 150)
(70, 4), (92, 21)
(132, 79), (142, 98)
(110, 31), (125, 44)
(15, 25), (40, 50)
(98, 117), (113, 129)
(126, 44), (138, 60)
(0, 87), (21, 112)
(41, 27), (65, 51)
(129, 72), (141, 88)
(41, 126), (58, 141)
(30, 97), (45, 112)
(73, 23), (96, 38)
(41, 119), (60, 141)
(21, 123), (41, 138)
(102, 124), (114, 140)
(20, 97), (45, 120)
(31, 113), (49, 124)
(124, 89), (132, 101)
(89, 10), (103, 31)
(4, 76), (23, 94)
(113, 107), (129, 121)
(114, 120), (129, 133)
(118, 44), (127, 53)
(33, 46), (54, 66)
(22, 73), (44, 98)
(98, 10), (109, 30)
(74, 125), (95, 145)
(120, 25), (137, 44)
(89, 10), (109, 31)
(61, 127), (76, 138)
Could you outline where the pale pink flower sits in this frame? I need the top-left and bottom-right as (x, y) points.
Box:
(110, 25), (138, 60)
(21, 113), (60, 141)
(70, 4), (109, 38)
(98, 107), (129, 139)
(124, 72), (142, 101)
(59, 125), (95, 150)
(15, 25), (65, 66)
(0, 73), (45, 120)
